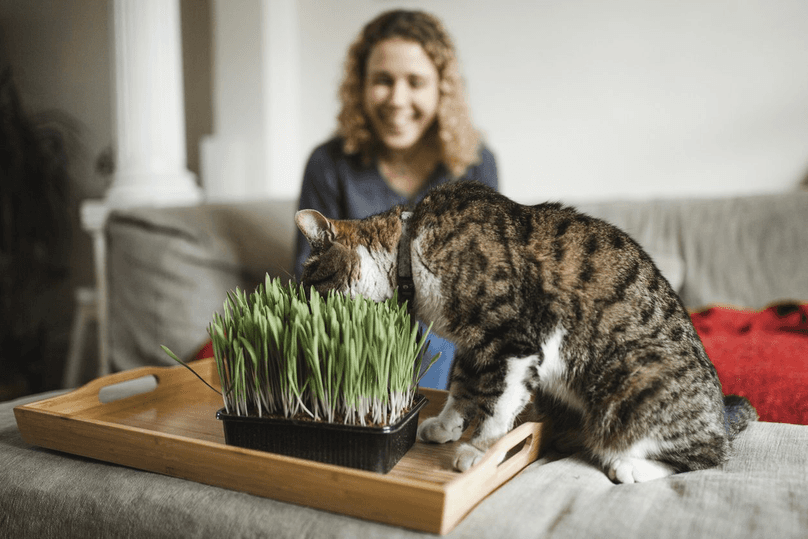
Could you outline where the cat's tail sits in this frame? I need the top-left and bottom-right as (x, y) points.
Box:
(723, 395), (758, 439)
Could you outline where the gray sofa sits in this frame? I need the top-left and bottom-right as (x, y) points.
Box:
(2, 190), (807, 537)
(106, 191), (807, 373)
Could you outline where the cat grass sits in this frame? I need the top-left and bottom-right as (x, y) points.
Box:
(164, 275), (437, 427)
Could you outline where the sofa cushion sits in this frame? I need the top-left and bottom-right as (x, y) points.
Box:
(3, 390), (808, 538)
(579, 191), (808, 310)
(107, 191), (808, 377)
(107, 199), (296, 372)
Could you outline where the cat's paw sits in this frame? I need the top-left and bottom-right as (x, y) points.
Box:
(418, 417), (463, 444)
(453, 443), (485, 472)
(607, 458), (676, 484)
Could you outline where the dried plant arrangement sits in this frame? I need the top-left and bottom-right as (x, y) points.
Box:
(164, 275), (437, 428)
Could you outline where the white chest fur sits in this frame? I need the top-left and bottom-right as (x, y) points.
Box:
(409, 235), (453, 339)
(535, 326), (586, 412)
(349, 245), (396, 302)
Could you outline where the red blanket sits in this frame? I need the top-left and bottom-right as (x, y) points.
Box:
(691, 303), (808, 425)
(194, 304), (808, 425)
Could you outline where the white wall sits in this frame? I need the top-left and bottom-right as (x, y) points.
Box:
(292, 0), (808, 204)
(203, 0), (265, 199)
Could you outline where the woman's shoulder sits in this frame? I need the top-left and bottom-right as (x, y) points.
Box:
(307, 137), (344, 165)
(462, 143), (498, 189)
(306, 137), (366, 172)
(477, 143), (497, 170)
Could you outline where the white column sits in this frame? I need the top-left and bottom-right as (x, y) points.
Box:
(106, 0), (201, 207)
(74, 0), (200, 381)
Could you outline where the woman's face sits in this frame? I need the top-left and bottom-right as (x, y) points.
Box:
(363, 38), (440, 153)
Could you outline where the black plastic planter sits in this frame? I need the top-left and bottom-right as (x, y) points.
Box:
(216, 394), (428, 473)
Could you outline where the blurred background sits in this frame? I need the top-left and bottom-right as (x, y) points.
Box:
(1, 0), (807, 398)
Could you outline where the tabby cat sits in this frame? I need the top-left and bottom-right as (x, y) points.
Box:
(295, 181), (757, 483)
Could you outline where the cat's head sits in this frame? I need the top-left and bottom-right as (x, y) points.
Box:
(295, 209), (401, 301)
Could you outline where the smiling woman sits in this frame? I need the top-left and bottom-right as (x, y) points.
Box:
(295, 9), (498, 279)
(294, 10), (499, 389)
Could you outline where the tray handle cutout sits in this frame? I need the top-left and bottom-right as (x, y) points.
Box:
(478, 422), (542, 482)
(501, 434), (533, 463)
(98, 375), (159, 403)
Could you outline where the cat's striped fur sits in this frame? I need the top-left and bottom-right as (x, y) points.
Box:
(296, 181), (757, 483)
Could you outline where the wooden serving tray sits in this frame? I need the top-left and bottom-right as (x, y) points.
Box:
(14, 358), (547, 535)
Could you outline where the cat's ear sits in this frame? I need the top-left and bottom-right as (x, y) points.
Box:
(295, 209), (337, 250)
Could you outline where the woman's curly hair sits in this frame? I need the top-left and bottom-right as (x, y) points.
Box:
(337, 10), (481, 178)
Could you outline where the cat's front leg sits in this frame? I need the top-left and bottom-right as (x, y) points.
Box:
(453, 359), (533, 471)
(418, 395), (474, 444)
(430, 355), (534, 472)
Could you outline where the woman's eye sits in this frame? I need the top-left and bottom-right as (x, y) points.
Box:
(371, 74), (393, 86)
(409, 76), (426, 89)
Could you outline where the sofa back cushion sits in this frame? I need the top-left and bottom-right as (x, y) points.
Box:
(579, 192), (808, 310)
(107, 199), (296, 371)
(106, 191), (808, 370)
